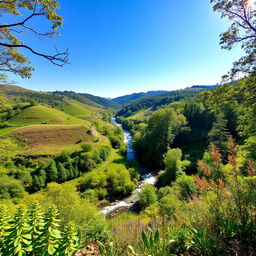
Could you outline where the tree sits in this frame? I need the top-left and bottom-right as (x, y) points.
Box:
(46, 160), (58, 182)
(211, 0), (256, 79)
(160, 148), (190, 185)
(57, 162), (68, 182)
(208, 112), (230, 154)
(135, 108), (187, 169)
(0, 0), (69, 79)
(0, 137), (19, 165)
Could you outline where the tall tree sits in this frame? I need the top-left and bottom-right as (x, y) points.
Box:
(211, 0), (256, 80)
(208, 112), (230, 153)
(0, 0), (69, 79)
(57, 162), (68, 182)
(46, 160), (58, 182)
(135, 108), (187, 169)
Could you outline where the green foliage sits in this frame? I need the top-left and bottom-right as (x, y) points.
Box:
(0, 137), (20, 165)
(46, 160), (58, 182)
(0, 175), (26, 199)
(81, 143), (92, 152)
(0, 0), (65, 78)
(99, 230), (176, 256)
(0, 202), (82, 256)
(175, 174), (197, 200)
(57, 163), (68, 182)
(138, 184), (157, 209)
(117, 87), (210, 118)
(134, 108), (187, 169)
(138, 229), (176, 256)
(188, 227), (222, 256)
(160, 148), (190, 185)
(29, 99), (38, 106)
(99, 241), (126, 256)
(211, 0), (256, 79)
(208, 112), (230, 154)
(44, 183), (111, 243)
(159, 193), (181, 220)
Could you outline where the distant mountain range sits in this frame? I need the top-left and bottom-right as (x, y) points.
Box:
(111, 90), (169, 105)
(1, 84), (217, 110)
(111, 86), (216, 106)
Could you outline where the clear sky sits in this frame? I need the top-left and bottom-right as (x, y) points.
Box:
(9, 0), (243, 97)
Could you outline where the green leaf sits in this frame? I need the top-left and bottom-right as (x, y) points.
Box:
(154, 230), (160, 244)
(142, 231), (150, 249)
(48, 245), (56, 255)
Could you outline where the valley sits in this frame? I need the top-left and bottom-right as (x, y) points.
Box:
(0, 80), (256, 255)
(0, 1), (256, 254)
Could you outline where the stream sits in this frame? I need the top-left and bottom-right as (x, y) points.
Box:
(100, 117), (157, 217)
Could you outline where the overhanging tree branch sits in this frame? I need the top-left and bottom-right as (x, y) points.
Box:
(0, 42), (69, 66)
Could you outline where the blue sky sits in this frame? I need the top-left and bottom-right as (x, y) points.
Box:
(9, 0), (243, 97)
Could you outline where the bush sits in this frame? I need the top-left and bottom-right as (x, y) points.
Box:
(157, 186), (173, 200)
(0, 175), (26, 199)
(81, 143), (92, 152)
(138, 184), (157, 209)
(0, 122), (11, 128)
(175, 174), (197, 199)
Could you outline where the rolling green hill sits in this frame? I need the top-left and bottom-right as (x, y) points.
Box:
(0, 84), (35, 92)
(79, 93), (120, 109)
(62, 99), (104, 120)
(8, 105), (86, 126)
(7, 124), (106, 155)
(52, 91), (120, 109)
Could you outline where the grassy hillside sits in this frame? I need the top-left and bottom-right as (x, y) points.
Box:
(61, 99), (104, 120)
(0, 84), (35, 92)
(53, 91), (120, 109)
(1, 84), (114, 110)
(79, 93), (120, 109)
(7, 124), (106, 155)
(8, 105), (85, 126)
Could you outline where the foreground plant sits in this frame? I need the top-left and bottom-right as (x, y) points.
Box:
(99, 229), (176, 256)
(0, 202), (82, 256)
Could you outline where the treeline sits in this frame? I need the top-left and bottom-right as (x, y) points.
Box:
(116, 76), (256, 173)
(0, 142), (112, 199)
(105, 75), (256, 255)
(5, 90), (68, 109)
(117, 87), (210, 118)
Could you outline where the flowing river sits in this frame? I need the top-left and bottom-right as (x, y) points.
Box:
(100, 117), (157, 217)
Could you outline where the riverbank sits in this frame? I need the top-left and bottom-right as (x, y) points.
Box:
(100, 117), (157, 218)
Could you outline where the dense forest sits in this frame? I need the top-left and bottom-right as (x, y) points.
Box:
(0, 0), (256, 255)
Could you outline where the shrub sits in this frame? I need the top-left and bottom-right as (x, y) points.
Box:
(0, 122), (11, 128)
(175, 174), (197, 199)
(138, 184), (157, 209)
(81, 143), (92, 152)
(0, 175), (26, 199)
(157, 186), (173, 200)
